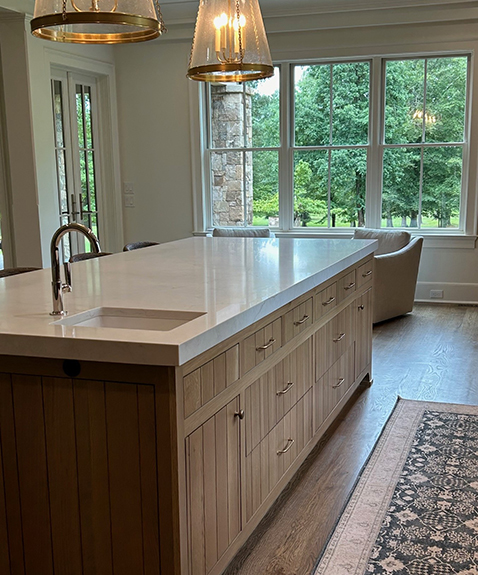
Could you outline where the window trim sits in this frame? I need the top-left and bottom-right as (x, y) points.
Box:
(194, 50), (476, 243)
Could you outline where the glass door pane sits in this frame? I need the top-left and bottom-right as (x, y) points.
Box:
(51, 71), (102, 259)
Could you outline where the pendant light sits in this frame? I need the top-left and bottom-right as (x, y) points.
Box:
(187, 0), (274, 82)
(31, 0), (166, 44)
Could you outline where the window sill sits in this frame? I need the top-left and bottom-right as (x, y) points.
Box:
(195, 230), (477, 249)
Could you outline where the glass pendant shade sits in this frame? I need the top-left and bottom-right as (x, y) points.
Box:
(31, 0), (166, 44)
(187, 0), (274, 82)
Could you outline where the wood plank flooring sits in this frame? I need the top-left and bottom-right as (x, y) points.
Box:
(224, 304), (478, 575)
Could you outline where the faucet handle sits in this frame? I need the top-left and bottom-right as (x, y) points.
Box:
(63, 262), (72, 292)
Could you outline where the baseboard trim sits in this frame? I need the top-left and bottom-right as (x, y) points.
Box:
(416, 281), (478, 304)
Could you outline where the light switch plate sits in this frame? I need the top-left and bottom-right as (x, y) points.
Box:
(124, 194), (135, 208)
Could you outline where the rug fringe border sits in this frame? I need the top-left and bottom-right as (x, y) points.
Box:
(311, 394), (402, 574)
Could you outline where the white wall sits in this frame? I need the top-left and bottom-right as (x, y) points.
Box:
(1, 0), (477, 302)
(113, 11), (478, 303)
(0, 14), (42, 268)
(25, 32), (117, 264)
(114, 39), (195, 245)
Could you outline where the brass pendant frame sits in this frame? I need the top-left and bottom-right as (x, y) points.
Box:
(31, 11), (161, 44)
(187, 62), (274, 82)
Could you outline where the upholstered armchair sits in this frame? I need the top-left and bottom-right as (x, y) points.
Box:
(208, 228), (275, 238)
(353, 228), (423, 324)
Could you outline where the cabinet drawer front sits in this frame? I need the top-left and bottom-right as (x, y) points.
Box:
(315, 303), (355, 381)
(314, 344), (355, 433)
(283, 297), (313, 343)
(245, 388), (313, 523)
(314, 282), (337, 321)
(183, 345), (240, 419)
(186, 397), (242, 575)
(241, 318), (282, 376)
(337, 269), (356, 303)
(245, 339), (313, 455)
(357, 259), (373, 289)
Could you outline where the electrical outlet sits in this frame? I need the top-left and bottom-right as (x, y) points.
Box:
(124, 194), (135, 208)
(123, 182), (134, 194)
(430, 290), (444, 299)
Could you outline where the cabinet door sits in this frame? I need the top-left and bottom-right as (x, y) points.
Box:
(355, 287), (373, 380)
(316, 302), (355, 381)
(0, 374), (159, 575)
(186, 397), (241, 575)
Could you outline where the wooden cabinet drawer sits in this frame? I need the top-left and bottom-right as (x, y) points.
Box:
(314, 344), (355, 433)
(357, 258), (373, 289)
(245, 388), (313, 523)
(183, 345), (240, 418)
(244, 339), (313, 455)
(337, 269), (356, 303)
(241, 318), (282, 375)
(283, 297), (313, 343)
(314, 282), (337, 321)
(315, 303), (355, 381)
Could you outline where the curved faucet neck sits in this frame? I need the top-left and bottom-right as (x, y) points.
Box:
(50, 223), (101, 316)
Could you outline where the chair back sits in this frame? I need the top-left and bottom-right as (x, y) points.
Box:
(0, 267), (40, 278)
(123, 241), (160, 251)
(354, 228), (410, 255)
(69, 252), (112, 263)
(211, 228), (274, 238)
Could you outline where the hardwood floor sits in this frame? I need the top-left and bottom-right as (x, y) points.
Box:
(224, 304), (478, 575)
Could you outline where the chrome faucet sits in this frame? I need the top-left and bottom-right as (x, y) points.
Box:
(50, 222), (101, 316)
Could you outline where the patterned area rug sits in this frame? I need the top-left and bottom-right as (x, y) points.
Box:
(313, 398), (478, 575)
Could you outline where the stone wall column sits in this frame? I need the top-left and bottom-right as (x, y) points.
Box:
(210, 84), (253, 227)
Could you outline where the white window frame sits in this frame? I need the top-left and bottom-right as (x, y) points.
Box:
(192, 48), (477, 248)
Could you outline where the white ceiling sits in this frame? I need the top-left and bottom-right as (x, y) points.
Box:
(159, 0), (478, 24)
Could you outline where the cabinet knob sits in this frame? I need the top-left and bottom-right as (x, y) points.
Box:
(358, 304), (364, 310)
(235, 409), (245, 420)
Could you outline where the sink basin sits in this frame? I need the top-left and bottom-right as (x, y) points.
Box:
(53, 307), (205, 332)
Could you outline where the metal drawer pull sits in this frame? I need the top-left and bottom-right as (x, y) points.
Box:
(358, 304), (364, 310)
(294, 314), (310, 326)
(333, 333), (346, 343)
(277, 438), (295, 455)
(362, 270), (372, 277)
(344, 282), (356, 291)
(256, 337), (276, 351)
(276, 382), (295, 396)
(333, 378), (345, 389)
(322, 296), (336, 306)
(234, 409), (245, 420)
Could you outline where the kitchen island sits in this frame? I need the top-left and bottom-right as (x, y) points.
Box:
(0, 237), (376, 575)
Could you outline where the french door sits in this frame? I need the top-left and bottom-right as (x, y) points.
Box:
(51, 70), (102, 259)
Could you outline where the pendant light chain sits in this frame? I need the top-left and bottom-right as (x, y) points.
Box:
(62, 0), (67, 20)
(236, 0), (244, 62)
(154, 0), (167, 33)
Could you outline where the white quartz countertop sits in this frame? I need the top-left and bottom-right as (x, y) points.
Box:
(0, 237), (377, 366)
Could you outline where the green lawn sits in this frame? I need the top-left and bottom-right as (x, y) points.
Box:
(252, 214), (459, 229)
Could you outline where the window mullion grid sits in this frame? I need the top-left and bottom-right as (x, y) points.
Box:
(367, 57), (383, 229)
(461, 55), (472, 234)
(328, 65), (333, 227)
(242, 84), (247, 227)
(280, 63), (293, 231)
(417, 59), (428, 230)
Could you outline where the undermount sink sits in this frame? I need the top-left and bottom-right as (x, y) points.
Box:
(53, 307), (205, 332)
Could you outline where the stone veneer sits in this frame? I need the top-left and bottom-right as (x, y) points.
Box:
(210, 84), (253, 226)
